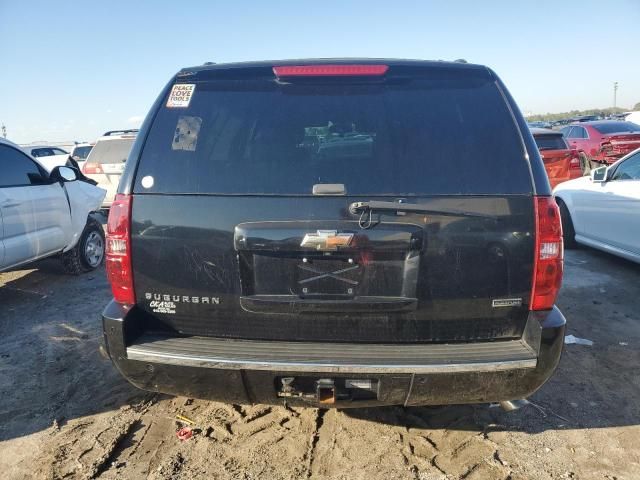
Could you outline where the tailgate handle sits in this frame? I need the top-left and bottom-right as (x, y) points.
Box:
(312, 183), (345, 195)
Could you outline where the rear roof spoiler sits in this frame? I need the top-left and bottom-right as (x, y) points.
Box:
(103, 129), (139, 137)
(177, 59), (490, 81)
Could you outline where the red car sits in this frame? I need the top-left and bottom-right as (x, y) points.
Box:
(560, 120), (640, 169)
(531, 128), (582, 188)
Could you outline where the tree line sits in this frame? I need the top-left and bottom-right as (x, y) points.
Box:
(527, 102), (640, 122)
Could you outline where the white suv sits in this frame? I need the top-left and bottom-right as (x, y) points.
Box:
(0, 138), (106, 273)
(69, 142), (95, 171)
(81, 130), (137, 208)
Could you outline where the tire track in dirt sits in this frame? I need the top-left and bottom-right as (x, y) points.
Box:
(400, 406), (515, 480)
(91, 400), (317, 480)
(304, 408), (326, 478)
(34, 397), (156, 480)
(308, 408), (428, 479)
(300, 405), (519, 480)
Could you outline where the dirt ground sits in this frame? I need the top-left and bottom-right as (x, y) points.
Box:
(1, 247), (639, 480)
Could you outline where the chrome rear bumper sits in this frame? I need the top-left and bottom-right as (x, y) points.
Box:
(127, 334), (537, 374)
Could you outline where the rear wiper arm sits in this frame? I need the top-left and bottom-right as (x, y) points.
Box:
(349, 201), (497, 219)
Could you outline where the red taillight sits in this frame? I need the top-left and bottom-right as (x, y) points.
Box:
(530, 197), (563, 311)
(105, 194), (135, 304)
(273, 64), (388, 77)
(82, 162), (103, 174)
(569, 150), (580, 168)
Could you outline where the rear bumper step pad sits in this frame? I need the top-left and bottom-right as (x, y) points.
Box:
(127, 334), (537, 374)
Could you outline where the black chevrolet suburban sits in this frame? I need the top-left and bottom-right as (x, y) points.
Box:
(102, 59), (566, 408)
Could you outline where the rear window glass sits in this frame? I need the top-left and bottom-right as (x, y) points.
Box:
(592, 122), (640, 134)
(534, 134), (567, 150)
(135, 76), (531, 195)
(72, 145), (93, 160)
(31, 148), (55, 157)
(87, 138), (135, 164)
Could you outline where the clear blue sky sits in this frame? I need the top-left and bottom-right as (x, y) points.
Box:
(1, 0), (639, 143)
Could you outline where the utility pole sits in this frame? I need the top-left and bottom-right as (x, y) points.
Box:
(1, 124), (6, 139)
(613, 82), (619, 110)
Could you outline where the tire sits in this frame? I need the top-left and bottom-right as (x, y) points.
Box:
(557, 198), (577, 249)
(61, 217), (105, 274)
(579, 153), (592, 176)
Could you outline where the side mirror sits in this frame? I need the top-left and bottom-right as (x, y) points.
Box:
(590, 166), (608, 183)
(50, 165), (78, 182)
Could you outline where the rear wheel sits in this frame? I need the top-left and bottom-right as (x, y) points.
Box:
(61, 217), (105, 274)
(557, 198), (577, 249)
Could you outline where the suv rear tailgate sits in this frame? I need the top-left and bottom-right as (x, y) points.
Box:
(131, 194), (534, 343)
(128, 63), (536, 345)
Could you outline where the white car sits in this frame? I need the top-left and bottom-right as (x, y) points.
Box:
(625, 111), (640, 125)
(0, 138), (107, 273)
(21, 145), (70, 172)
(81, 130), (137, 208)
(554, 147), (640, 264)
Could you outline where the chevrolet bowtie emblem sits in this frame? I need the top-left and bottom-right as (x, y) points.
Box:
(300, 230), (354, 251)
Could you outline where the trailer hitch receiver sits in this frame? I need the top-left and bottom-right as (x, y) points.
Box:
(316, 378), (336, 405)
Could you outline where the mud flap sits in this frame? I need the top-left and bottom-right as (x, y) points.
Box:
(61, 181), (106, 251)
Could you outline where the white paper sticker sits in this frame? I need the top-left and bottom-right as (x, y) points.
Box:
(140, 175), (154, 189)
(172, 116), (202, 151)
(166, 84), (195, 108)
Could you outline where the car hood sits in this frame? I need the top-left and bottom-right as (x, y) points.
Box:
(553, 175), (591, 194)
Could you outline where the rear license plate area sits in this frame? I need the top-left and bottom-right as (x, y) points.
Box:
(276, 376), (379, 402)
(246, 252), (407, 298)
(295, 256), (360, 297)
